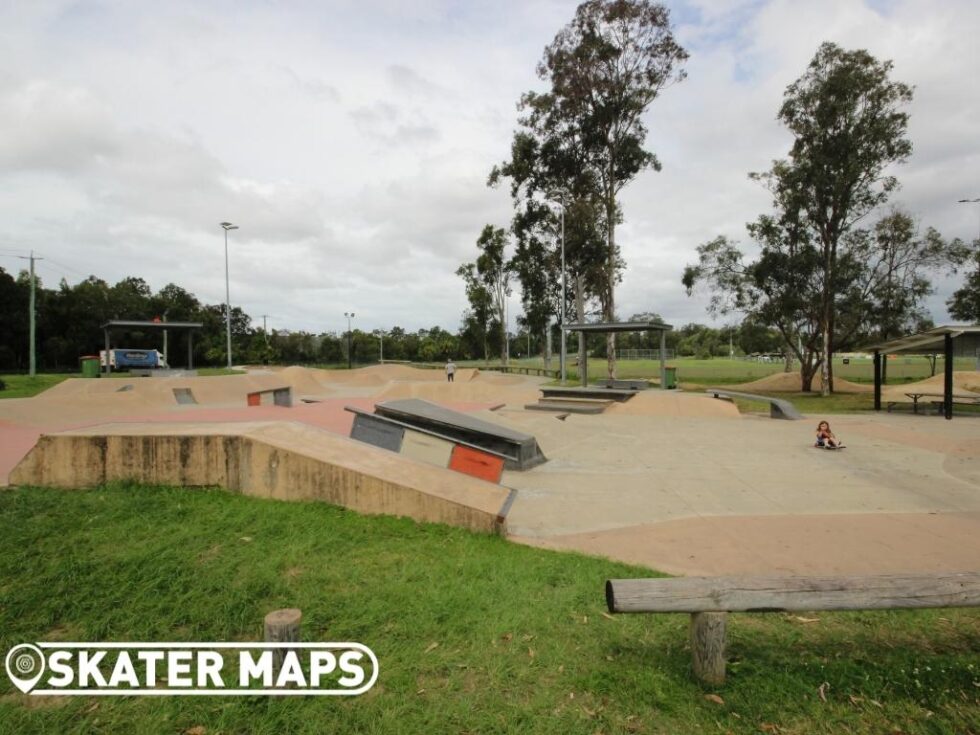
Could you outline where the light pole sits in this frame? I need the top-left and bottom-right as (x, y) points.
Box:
(958, 198), (980, 240)
(220, 222), (239, 369)
(344, 312), (355, 369)
(546, 193), (567, 383)
(374, 329), (385, 363)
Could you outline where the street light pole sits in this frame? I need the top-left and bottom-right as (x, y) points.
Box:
(345, 312), (355, 369)
(220, 222), (239, 370)
(958, 198), (980, 240)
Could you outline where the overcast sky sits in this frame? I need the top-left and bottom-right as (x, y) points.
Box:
(1, 0), (977, 336)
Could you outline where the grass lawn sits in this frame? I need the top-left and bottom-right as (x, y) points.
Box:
(0, 374), (72, 399)
(0, 368), (246, 400)
(1, 485), (976, 734)
(495, 356), (976, 386)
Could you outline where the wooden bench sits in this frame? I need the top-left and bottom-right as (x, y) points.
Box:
(705, 388), (802, 420)
(605, 573), (980, 685)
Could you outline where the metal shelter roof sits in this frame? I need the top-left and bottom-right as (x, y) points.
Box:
(101, 320), (203, 330)
(561, 320), (673, 333)
(863, 325), (980, 354)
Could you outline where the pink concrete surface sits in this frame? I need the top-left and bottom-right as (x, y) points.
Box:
(0, 398), (497, 485)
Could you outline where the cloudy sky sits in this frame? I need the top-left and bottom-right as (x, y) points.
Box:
(1, 0), (977, 336)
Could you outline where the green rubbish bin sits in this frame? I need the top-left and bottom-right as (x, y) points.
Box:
(80, 356), (101, 378)
(663, 366), (677, 390)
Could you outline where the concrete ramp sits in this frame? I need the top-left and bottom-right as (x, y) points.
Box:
(9, 421), (512, 534)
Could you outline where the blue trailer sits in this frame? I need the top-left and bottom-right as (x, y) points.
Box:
(100, 349), (168, 370)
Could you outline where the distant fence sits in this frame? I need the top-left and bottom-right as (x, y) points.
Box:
(482, 365), (560, 379)
(616, 349), (674, 360)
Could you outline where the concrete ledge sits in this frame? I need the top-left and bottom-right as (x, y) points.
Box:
(9, 421), (512, 534)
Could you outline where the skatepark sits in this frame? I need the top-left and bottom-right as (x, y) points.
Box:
(2, 364), (978, 577)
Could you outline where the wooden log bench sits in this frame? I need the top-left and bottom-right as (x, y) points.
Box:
(605, 573), (980, 685)
(705, 388), (802, 420)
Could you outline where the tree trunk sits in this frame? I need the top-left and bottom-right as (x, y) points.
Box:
(784, 349), (793, 373)
(499, 303), (507, 367)
(801, 355), (820, 392)
(576, 275), (586, 383)
(606, 166), (617, 380)
(543, 326), (551, 371)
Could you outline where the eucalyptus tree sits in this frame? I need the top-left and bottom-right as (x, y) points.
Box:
(492, 0), (687, 378)
(458, 225), (512, 365)
(759, 42), (915, 394)
(947, 244), (980, 323)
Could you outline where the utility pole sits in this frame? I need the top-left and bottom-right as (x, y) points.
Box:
(260, 315), (271, 346)
(17, 251), (42, 377)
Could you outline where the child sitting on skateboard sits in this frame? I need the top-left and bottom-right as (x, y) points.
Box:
(815, 420), (844, 449)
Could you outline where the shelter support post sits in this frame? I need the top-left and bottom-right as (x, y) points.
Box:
(188, 332), (194, 370)
(660, 330), (667, 391)
(944, 334), (953, 420)
(104, 329), (111, 375)
(873, 351), (881, 411)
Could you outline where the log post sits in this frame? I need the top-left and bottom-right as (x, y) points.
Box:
(265, 608), (302, 674)
(690, 612), (727, 685)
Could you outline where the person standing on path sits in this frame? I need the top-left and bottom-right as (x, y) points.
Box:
(445, 359), (456, 382)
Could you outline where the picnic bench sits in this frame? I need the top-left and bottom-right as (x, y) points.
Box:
(705, 388), (802, 420)
(605, 572), (980, 685)
(887, 391), (980, 415)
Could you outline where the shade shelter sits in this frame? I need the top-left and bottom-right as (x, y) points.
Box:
(561, 320), (674, 388)
(101, 320), (204, 375)
(864, 325), (980, 420)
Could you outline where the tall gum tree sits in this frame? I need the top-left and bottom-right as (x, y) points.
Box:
(764, 42), (914, 395)
(496, 0), (687, 379)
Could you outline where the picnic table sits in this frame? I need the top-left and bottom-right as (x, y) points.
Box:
(889, 391), (980, 415)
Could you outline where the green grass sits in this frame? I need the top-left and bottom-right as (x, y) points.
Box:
(1, 485), (977, 734)
(0, 374), (72, 399)
(0, 368), (246, 399)
(494, 356), (976, 386)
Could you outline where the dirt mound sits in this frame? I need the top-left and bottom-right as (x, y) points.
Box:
(895, 371), (980, 394)
(729, 372), (872, 394)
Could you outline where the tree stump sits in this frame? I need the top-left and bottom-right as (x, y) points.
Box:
(690, 611), (727, 685)
(264, 608), (302, 675)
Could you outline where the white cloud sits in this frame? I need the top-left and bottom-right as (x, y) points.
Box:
(0, 0), (976, 337)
